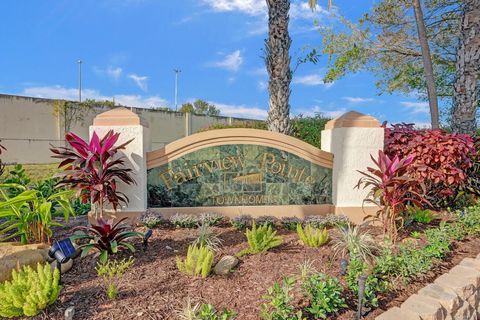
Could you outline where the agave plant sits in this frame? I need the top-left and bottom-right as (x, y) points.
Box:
(71, 217), (142, 263)
(357, 150), (428, 242)
(50, 130), (135, 217)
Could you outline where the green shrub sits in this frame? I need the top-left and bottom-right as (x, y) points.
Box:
(411, 207), (436, 224)
(303, 215), (349, 229)
(290, 114), (330, 149)
(199, 212), (223, 226)
(230, 214), (252, 230)
(296, 224), (329, 248)
(96, 257), (134, 300)
(346, 259), (380, 307)
(139, 210), (164, 229)
(255, 216), (277, 228)
(176, 244), (214, 278)
(456, 206), (480, 235)
(170, 213), (199, 228)
(0, 263), (61, 318)
(280, 217), (302, 230)
(196, 303), (236, 320)
(302, 273), (347, 319)
(238, 222), (283, 256)
(397, 241), (433, 280)
(260, 277), (303, 320)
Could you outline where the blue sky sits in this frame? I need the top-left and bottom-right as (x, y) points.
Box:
(0, 0), (432, 126)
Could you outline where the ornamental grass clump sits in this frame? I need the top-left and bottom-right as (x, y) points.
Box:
(297, 224), (329, 248)
(238, 222), (283, 256)
(332, 224), (379, 263)
(176, 244), (214, 278)
(0, 263), (61, 318)
(192, 222), (223, 251)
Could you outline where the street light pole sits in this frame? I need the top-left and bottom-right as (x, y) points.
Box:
(77, 60), (82, 102)
(174, 69), (181, 111)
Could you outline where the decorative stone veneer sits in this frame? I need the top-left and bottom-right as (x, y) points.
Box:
(376, 254), (480, 320)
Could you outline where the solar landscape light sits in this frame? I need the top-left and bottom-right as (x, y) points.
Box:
(143, 229), (153, 251)
(48, 238), (77, 284)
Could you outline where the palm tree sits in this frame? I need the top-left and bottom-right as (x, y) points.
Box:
(265, 0), (325, 134)
(451, 0), (480, 134)
(412, 0), (440, 129)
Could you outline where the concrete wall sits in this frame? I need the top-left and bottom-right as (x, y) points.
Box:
(0, 94), (258, 164)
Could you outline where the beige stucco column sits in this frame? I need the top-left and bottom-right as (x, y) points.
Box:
(89, 107), (150, 220)
(321, 111), (384, 224)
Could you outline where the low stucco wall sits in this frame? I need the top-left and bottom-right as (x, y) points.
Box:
(376, 255), (480, 320)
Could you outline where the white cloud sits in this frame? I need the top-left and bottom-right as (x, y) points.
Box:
(93, 66), (123, 80)
(21, 85), (167, 108)
(258, 80), (267, 91)
(293, 74), (333, 87)
(128, 74), (148, 91)
(343, 96), (374, 104)
(202, 0), (266, 16)
(211, 50), (244, 72)
(210, 101), (267, 119)
(400, 101), (429, 114)
(296, 105), (346, 119)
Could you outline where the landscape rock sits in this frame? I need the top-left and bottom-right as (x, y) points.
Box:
(213, 255), (239, 275)
(418, 283), (461, 314)
(435, 273), (477, 300)
(0, 242), (50, 282)
(375, 307), (420, 320)
(401, 294), (446, 320)
(50, 258), (74, 274)
(64, 306), (75, 320)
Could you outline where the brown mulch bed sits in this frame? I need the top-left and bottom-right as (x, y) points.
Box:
(30, 217), (480, 320)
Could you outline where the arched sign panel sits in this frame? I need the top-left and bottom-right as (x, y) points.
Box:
(146, 129), (333, 209)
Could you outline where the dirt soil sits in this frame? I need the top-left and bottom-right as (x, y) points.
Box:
(27, 217), (480, 320)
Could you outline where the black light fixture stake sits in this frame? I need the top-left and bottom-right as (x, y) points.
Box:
(356, 273), (368, 320)
(143, 229), (153, 251)
(339, 258), (348, 276)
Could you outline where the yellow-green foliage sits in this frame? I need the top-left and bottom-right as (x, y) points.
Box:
(176, 244), (214, 278)
(96, 257), (134, 300)
(297, 224), (329, 248)
(239, 222), (283, 256)
(0, 263), (61, 318)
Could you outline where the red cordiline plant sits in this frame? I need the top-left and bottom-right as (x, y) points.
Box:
(50, 130), (135, 217)
(384, 123), (475, 207)
(71, 217), (142, 263)
(357, 150), (428, 242)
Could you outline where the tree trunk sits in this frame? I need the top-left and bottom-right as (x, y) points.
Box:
(266, 0), (292, 134)
(451, 0), (480, 134)
(412, 0), (440, 129)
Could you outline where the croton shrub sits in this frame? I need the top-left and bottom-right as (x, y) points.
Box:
(384, 123), (475, 208)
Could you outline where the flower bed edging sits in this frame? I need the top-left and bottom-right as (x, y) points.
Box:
(376, 254), (480, 320)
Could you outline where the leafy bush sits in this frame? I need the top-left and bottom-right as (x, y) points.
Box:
(2, 164), (31, 197)
(170, 213), (199, 228)
(96, 257), (134, 299)
(280, 217), (302, 230)
(179, 300), (236, 320)
(346, 259), (381, 307)
(290, 114), (330, 149)
(139, 210), (164, 229)
(260, 277), (303, 320)
(456, 206), (480, 235)
(302, 273), (347, 319)
(51, 130), (135, 217)
(303, 215), (349, 229)
(72, 198), (91, 215)
(332, 224), (379, 263)
(238, 222), (283, 256)
(0, 183), (73, 244)
(255, 216), (277, 228)
(176, 244), (214, 278)
(198, 120), (268, 132)
(199, 212), (223, 226)
(410, 207), (436, 224)
(357, 150), (427, 241)
(230, 214), (252, 230)
(0, 263), (61, 318)
(72, 217), (142, 263)
(296, 224), (329, 248)
(384, 124), (475, 207)
(192, 222), (223, 251)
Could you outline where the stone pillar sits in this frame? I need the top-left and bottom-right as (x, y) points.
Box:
(89, 107), (150, 220)
(321, 111), (384, 224)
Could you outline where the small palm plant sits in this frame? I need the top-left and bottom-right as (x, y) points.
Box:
(238, 222), (283, 256)
(297, 224), (329, 248)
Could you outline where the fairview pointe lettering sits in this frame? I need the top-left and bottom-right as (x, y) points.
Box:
(159, 152), (315, 190)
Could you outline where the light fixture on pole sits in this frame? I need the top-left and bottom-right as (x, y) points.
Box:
(77, 60), (82, 103)
(174, 69), (181, 111)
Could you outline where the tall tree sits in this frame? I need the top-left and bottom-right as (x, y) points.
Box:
(265, 0), (323, 133)
(412, 0), (440, 128)
(451, 0), (480, 133)
(266, 0), (292, 133)
(179, 99), (220, 116)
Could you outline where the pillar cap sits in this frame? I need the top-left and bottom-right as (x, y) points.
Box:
(324, 111), (380, 129)
(93, 107), (148, 127)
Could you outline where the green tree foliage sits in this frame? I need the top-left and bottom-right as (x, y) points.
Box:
(318, 0), (459, 101)
(0, 263), (61, 318)
(180, 99), (220, 116)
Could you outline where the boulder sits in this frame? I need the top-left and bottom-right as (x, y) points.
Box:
(214, 255), (239, 275)
(0, 242), (50, 282)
